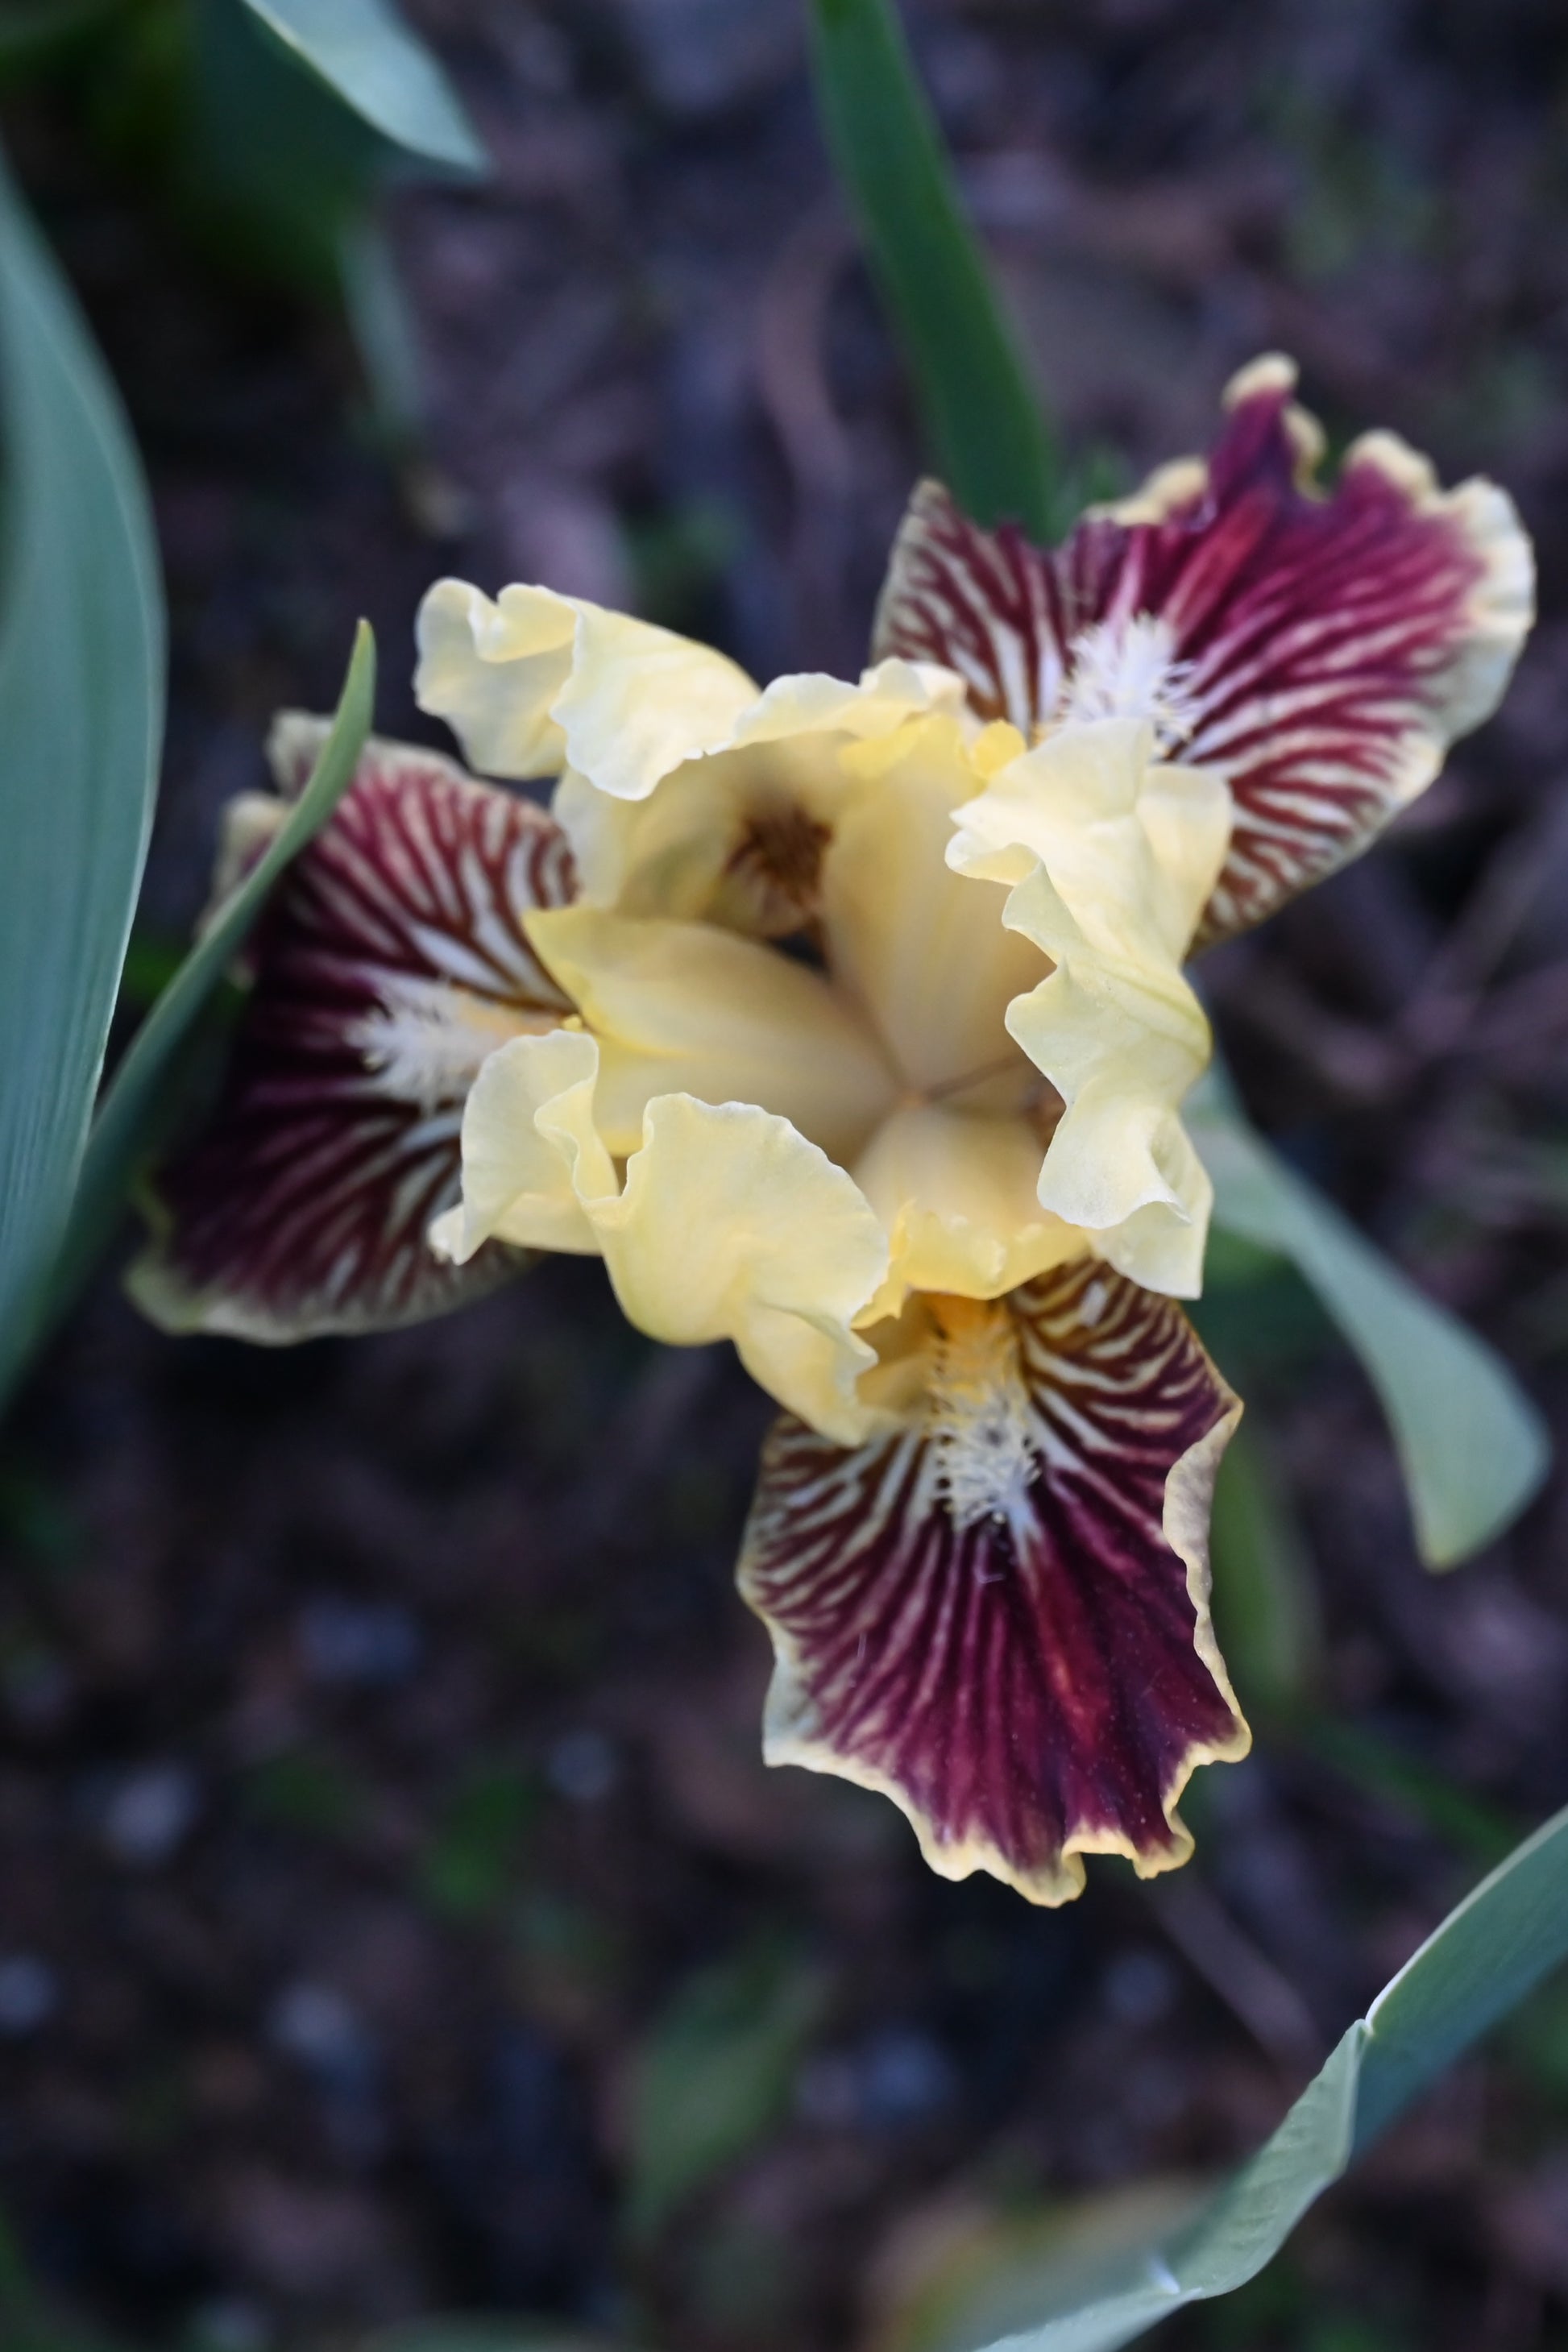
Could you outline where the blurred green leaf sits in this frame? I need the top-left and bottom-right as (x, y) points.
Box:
(1207, 1425), (1321, 1723)
(807, 0), (1056, 535)
(0, 143), (164, 1412)
(242, 1744), (370, 1840)
(193, 0), (388, 295)
(960, 1800), (1568, 2352)
(338, 208), (425, 444)
(1188, 1065), (1549, 1568)
(420, 1761), (539, 1920)
(625, 1941), (824, 2242)
(0, 0), (115, 74)
(35, 621), (375, 1349)
(1504, 1974), (1568, 2107)
(1310, 1722), (1519, 1870)
(236, 0), (485, 172)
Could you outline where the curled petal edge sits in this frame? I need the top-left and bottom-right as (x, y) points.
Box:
(434, 1027), (891, 1445)
(416, 575), (964, 811)
(739, 1267), (1250, 1905)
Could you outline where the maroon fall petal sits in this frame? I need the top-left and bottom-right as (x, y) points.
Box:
(873, 359), (1532, 943)
(736, 1259), (1247, 1904)
(129, 735), (577, 1340)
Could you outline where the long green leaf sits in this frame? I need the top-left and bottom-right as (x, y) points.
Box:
(967, 1801), (1568, 2352)
(0, 147), (164, 1405)
(1188, 1066), (1549, 1567)
(31, 622), (375, 1353)
(808, 0), (1055, 534)
(237, 0), (486, 174)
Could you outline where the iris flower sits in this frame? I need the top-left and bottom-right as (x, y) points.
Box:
(134, 359), (1532, 1903)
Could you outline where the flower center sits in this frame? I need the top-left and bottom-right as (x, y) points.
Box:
(927, 1295), (1038, 1531)
(1058, 613), (1201, 752)
(722, 802), (833, 938)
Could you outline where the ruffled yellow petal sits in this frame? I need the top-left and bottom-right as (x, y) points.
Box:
(416, 580), (761, 793)
(525, 905), (898, 1167)
(852, 1105), (1083, 1317)
(437, 1029), (889, 1442)
(820, 715), (1047, 1106)
(586, 1092), (888, 1444)
(949, 717), (1231, 1296)
(429, 1026), (604, 1263)
(550, 657), (968, 931)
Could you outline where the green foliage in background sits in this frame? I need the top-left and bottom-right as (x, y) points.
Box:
(808, 0), (1056, 536)
(1187, 1066), (1549, 1567)
(0, 144), (164, 1408)
(919, 1802), (1568, 2352)
(624, 1941), (824, 2243)
(1205, 1421), (1322, 1723)
(235, 0), (485, 172)
(2, 0), (485, 447)
(0, 118), (375, 1420)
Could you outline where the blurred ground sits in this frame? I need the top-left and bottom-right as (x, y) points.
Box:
(3, 3), (1568, 2350)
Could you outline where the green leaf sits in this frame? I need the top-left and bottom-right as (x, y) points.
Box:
(624, 1941), (824, 2242)
(1188, 1065), (1549, 1568)
(964, 1801), (1568, 2352)
(1207, 1424), (1321, 1722)
(0, 145), (164, 1409)
(236, 0), (487, 174)
(807, 0), (1056, 535)
(32, 622), (375, 1355)
(0, 0), (115, 75)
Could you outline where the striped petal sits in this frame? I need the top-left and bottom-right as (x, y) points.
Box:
(737, 1259), (1247, 1905)
(873, 355), (1533, 943)
(129, 729), (576, 1341)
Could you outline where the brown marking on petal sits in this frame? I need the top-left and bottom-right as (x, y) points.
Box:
(737, 1259), (1247, 1906)
(718, 800), (834, 939)
(873, 364), (1532, 943)
(129, 736), (577, 1342)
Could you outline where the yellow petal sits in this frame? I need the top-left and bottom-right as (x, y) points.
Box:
(414, 580), (580, 779)
(416, 580), (760, 793)
(441, 1025), (890, 1441)
(550, 657), (969, 931)
(525, 905), (898, 1166)
(949, 718), (1231, 1296)
(551, 744), (819, 923)
(587, 1093), (889, 1444)
(820, 713), (1046, 1104)
(852, 1104), (1084, 1315)
(430, 1026), (604, 1261)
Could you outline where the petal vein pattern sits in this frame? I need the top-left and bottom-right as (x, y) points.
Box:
(738, 1260), (1247, 1906)
(874, 355), (1533, 941)
(131, 732), (575, 1340)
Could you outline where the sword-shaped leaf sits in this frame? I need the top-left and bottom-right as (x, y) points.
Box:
(0, 147), (164, 1408)
(807, 0), (1056, 535)
(1188, 1066), (1549, 1568)
(236, 0), (486, 174)
(958, 1800), (1568, 2352)
(33, 624), (376, 1355)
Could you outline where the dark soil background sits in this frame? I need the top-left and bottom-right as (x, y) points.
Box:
(4, 3), (1568, 2350)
